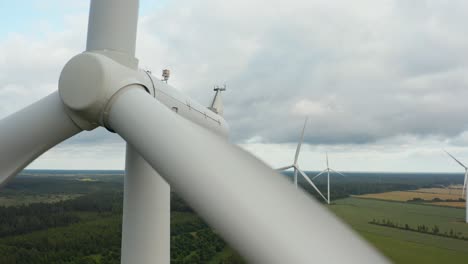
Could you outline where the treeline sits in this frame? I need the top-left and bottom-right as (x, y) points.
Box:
(301, 182), (417, 202)
(0, 191), (244, 264)
(369, 218), (468, 241)
(2, 177), (123, 195)
(408, 197), (465, 203)
(0, 191), (123, 238)
(0, 215), (122, 264)
(172, 229), (225, 263)
(283, 170), (466, 203)
(170, 193), (234, 263)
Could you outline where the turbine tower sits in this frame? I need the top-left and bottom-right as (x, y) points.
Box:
(277, 118), (328, 203)
(312, 153), (346, 205)
(444, 150), (468, 223)
(0, 1), (388, 263)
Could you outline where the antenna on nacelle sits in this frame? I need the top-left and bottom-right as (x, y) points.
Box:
(209, 84), (226, 116)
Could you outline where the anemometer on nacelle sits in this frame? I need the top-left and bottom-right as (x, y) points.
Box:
(214, 85), (226, 92)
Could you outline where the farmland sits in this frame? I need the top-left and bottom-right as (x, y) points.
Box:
(355, 186), (466, 208)
(330, 198), (468, 263)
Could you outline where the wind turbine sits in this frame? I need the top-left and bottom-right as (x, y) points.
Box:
(276, 118), (328, 203)
(0, 1), (388, 263)
(312, 153), (346, 205)
(444, 150), (468, 223)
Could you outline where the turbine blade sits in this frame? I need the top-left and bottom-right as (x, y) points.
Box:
(87, 0), (140, 56)
(294, 167), (299, 188)
(312, 169), (328, 180)
(326, 152), (329, 168)
(444, 150), (468, 169)
(298, 169), (328, 203)
(122, 145), (170, 263)
(463, 170), (468, 198)
(107, 87), (388, 264)
(276, 165), (294, 171)
(294, 117), (308, 164)
(330, 168), (346, 177)
(0, 92), (81, 186)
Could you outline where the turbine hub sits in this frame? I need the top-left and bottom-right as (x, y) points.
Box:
(58, 51), (153, 130)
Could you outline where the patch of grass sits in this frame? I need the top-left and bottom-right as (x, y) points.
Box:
(330, 198), (468, 263)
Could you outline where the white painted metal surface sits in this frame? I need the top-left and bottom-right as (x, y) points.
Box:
(87, 0), (139, 56)
(294, 117), (308, 166)
(445, 150), (468, 223)
(121, 145), (170, 264)
(276, 118), (328, 201)
(144, 74), (229, 138)
(278, 118), (308, 188)
(0, 92), (81, 186)
(313, 153), (346, 205)
(107, 87), (389, 264)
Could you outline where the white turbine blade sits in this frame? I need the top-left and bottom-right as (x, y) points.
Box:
(298, 169), (328, 203)
(122, 145), (170, 263)
(87, 0), (139, 56)
(107, 88), (388, 264)
(326, 152), (329, 168)
(330, 168), (346, 177)
(0, 92), (81, 186)
(293, 117), (308, 164)
(276, 165), (294, 171)
(312, 169), (328, 180)
(463, 170), (468, 198)
(294, 167), (300, 188)
(444, 150), (468, 169)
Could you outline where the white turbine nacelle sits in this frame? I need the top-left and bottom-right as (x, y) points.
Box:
(59, 51), (228, 137)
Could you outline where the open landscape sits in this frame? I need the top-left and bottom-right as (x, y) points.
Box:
(3, 0), (468, 263)
(0, 170), (467, 263)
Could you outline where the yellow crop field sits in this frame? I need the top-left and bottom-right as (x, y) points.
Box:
(411, 187), (463, 196)
(355, 187), (466, 208)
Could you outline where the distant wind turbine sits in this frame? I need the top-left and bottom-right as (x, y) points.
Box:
(277, 118), (328, 203)
(444, 150), (468, 223)
(312, 153), (346, 205)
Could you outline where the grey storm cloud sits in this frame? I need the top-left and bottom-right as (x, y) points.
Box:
(2, 0), (468, 147)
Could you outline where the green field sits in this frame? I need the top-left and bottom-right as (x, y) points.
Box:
(330, 198), (468, 263)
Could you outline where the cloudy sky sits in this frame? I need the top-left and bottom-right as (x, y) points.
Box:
(1, 0), (468, 172)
